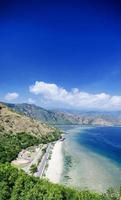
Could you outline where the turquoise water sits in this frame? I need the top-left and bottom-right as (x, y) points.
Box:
(59, 126), (121, 192)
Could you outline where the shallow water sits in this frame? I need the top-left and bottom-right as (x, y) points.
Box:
(58, 125), (121, 192)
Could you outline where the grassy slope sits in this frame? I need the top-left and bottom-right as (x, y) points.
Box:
(0, 103), (55, 137)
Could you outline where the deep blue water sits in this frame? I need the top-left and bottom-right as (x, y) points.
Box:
(58, 125), (121, 191)
(73, 127), (121, 165)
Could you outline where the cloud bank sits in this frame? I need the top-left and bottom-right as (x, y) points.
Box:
(29, 81), (121, 110)
(5, 92), (19, 101)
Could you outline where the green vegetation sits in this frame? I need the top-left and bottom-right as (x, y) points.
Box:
(1, 163), (121, 200)
(0, 133), (41, 163)
(30, 164), (38, 174)
(0, 129), (61, 164)
(0, 163), (100, 200)
(0, 117), (120, 200)
(41, 129), (61, 143)
(0, 132), (121, 199)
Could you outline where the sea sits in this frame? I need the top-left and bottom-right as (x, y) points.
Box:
(58, 125), (121, 192)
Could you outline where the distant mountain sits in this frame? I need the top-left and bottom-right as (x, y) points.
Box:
(0, 103), (55, 137)
(55, 109), (121, 126)
(4, 102), (121, 126)
(4, 103), (73, 125)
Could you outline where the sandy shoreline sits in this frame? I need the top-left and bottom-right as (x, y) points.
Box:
(45, 140), (63, 183)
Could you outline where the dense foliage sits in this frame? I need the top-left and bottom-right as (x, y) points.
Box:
(0, 163), (98, 200)
(0, 130), (61, 164)
(0, 133), (41, 163)
(1, 163), (121, 200)
(41, 130), (61, 143)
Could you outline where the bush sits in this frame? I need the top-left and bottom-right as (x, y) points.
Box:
(30, 164), (37, 174)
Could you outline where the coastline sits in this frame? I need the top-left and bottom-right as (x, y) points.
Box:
(45, 140), (63, 183)
(59, 126), (121, 192)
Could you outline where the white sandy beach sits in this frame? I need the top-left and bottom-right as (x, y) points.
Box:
(45, 141), (63, 183)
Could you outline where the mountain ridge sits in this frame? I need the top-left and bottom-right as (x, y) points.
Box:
(3, 102), (121, 126)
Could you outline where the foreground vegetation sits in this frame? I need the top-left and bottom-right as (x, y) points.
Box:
(1, 163), (121, 200)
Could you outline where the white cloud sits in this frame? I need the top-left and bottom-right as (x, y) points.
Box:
(29, 81), (121, 110)
(28, 98), (35, 104)
(29, 81), (68, 101)
(5, 92), (19, 101)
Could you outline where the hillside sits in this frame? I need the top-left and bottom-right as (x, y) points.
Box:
(5, 103), (72, 125)
(4, 102), (121, 126)
(66, 110), (121, 126)
(0, 163), (120, 200)
(0, 103), (55, 137)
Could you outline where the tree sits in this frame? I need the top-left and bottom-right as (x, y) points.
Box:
(30, 164), (37, 174)
(0, 181), (10, 200)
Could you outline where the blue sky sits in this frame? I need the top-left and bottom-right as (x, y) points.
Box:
(0, 0), (121, 110)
